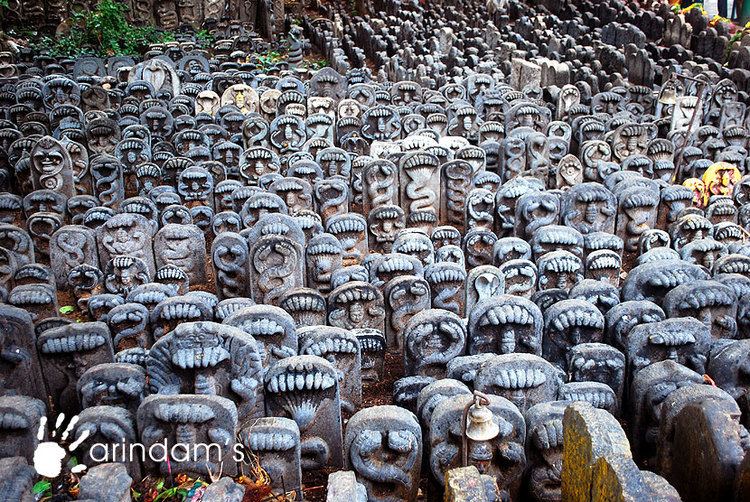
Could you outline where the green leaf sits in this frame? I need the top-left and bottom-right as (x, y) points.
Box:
(60, 305), (76, 314)
(32, 480), (51, 494)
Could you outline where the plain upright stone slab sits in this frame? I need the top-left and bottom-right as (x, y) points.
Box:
(562, 402), (631, 502)
(736, 450), (750, 500)
(443, 466), (502, 502)
(327, 471), (367, 502)
(201, 477), (245, 502)
(510, 58), (541, 90)
(78, 463), (132, 502)
(591, 454), (658, 502)
(668, 399), (747, 502)
(640, 472), (681, 501)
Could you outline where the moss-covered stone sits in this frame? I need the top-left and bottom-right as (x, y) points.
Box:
(561, 402), (631, 502)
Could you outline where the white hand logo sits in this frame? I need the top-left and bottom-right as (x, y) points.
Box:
(33, 414), (89, 478)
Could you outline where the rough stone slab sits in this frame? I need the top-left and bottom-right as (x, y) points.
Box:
(668, 400), (746, 502)
(201, 477), (245, 502)
(591, 454), (655, 502)
(562, 402), (631, 502)
(640, 471), (681, 501)
(444, 466), (502, 502)
(327, 471), (367, 502)
(510, 58), (541, 90)
(78, 463), (132, 502)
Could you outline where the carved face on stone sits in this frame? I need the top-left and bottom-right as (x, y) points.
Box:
(104, 255), (150, 295)
(148, 321), (264, 421)
(221, 84), (259, 115)
(97, 213), (154, 275)
(616, 187), (660, 253)
(663, 280), (737, 339)
(468, 295), (542, 356)
(403, 309), (466, 378)
(702, 162), (741, 199)
(611, 123), (648, 161)
(43, 77), (80, 107)
(270, 177), (313, 214)
(241, 147), (280, 186)
(0, 396), (46, 464)
(429, 393), (526, 497)
(264, 355), (343, 470)
(561, 182), (616, 235)
(368, 205), (406, 253)
(584, 250), (622, 286)
(77, 362), (146, 415)
(241, 417), (302, 497)
(362, 106), (401, 141)
(344, 406), (422, 502)
(474, 354), (563, 413)
(329, 281), (385, 332)
(37, 322), (114, 416)
(137, 394), (237, 476)
(627, 318), (710, 382)
(31, 136), (72, 195)
(542, 299), (605, 369)
(270, 115), (306, 153)
(305, 233), (343, 293)
(326, 214), (368, 265)
(223, 305), (297, 368)
(525, 401), (567, 502)
(86, 118), (120, 155)
(536, 250), (583, 291)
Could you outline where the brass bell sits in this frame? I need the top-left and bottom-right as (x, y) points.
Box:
(465, 402), (500, 442)
(658, 91), (677, 106)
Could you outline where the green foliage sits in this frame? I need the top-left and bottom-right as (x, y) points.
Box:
(195, 29), (214, 46)
(32, 480), (52, 496)
(256, 50), (284, 70)
(0, 0), (9, 9)
(31, 0), (175, 57)
(306, 58), (329, 70)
